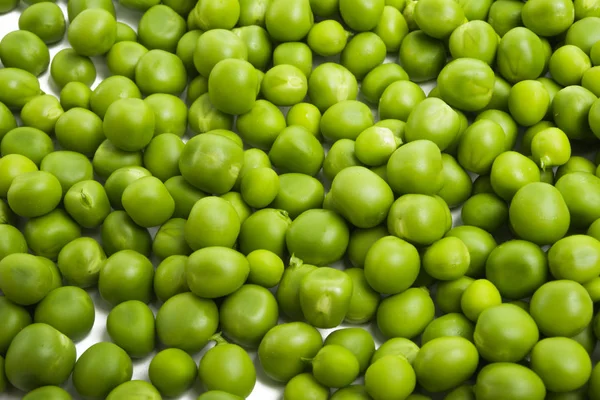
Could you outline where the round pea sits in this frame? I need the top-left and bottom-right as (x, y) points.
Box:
(311, 345), (360, 389)
(90, 76), (142, 119)
(324, 328), (375, 374)
(239, 208), (292, 258)
(307, 20), (349, 57)
(284, 373), (329, 400)
(377, 287), (435, 339)
(0, 68), (42, 109)
(299, 267), (353, 328)
(387, 140), (444, 195)
(98, 250), (154, 306)
(340, 32), (386, 80)
(364, 236), (419, 295)
(122, 176), (174, 228)
(142, 132), (184, 180)
(0, 296), (32, 355)
(461, 279), (502, 321)
(550, 45), (591, 86)
(138, 5), (186, 52)
(135, 49), (187, 96)
(257, 322), (323, 383)
(475, 363), (546, 400)
(156, 292), (219, 352)
(6, 170), (61, 218)
(307, 63), (358, 112)
(449, 21), (498, 65)
(101, 211), (152, 257)
(387, 194), (449, 246)
(57, 237), (106, 288)
(67, 0), (116, 21)
(421, 313), (475, 344)
(399, 30), (447, 82)
(59, 82), (92, 111)
(187, 247), (249, 298)
(1, 127), (54, 166)
(497, 27), (545, 83)
(106, 41), (148, 80)
(405, 98), (461, 150)
(270, 173), (324, 220)
(530, 280), (593, 337)
(68, 9), (117, 56)
(22, 386), (72, 400)
(149, 348), (197, 398)
(0, 30), (49, 77)
(423, 237), (470, 281)
(379, 80), (426, 121)
(184, 196), (240, 250)
(5, 323), (76, 391)
(365, 355), (416, 400)
(438, 58), (495, 112)
(276, 258), (318, 321)
(345, 267), (381, 324)
(50, 50), (96, 91)
(107, 300), (155, 358)
(72, 342), (133, 398)
(553, 85), (597, 141)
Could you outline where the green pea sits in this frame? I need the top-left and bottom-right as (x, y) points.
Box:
(269, 125), (324, 176)
(284, 373), (328, 400)
(457, 119), (505, 175)
(387, 140), (443, 195)
(238, 0), (269, 25)
(379, 80), (426, 121)
(422, 313), (474, 344)
(54, 108), (103, 156)
(461, 279), (502, 321)
(311, 345), (360, 389)
(364, 235), (419, 294)
(107, 300), (155, 358)
(72, 342), (133, 398)
(0, 296), (32, 355)
(22, 386), (72, 400)
(307, 20), (349, 57)
(461, 193), (508, 234)
(550, 45), (592, 87)
(1, 127), (54, 167)
(273, 42), (313, 78)
(299, 267), (353, 328)
(0, 68), (42, 109)
(490, 151), (540, 202)
(507, 80), (549, 127)
(106, 380), (161, 400)
(554, 85), (597, 141)
(59, 82), (92, 111)
(374, 6), (409, 52)
(22, 209), (80, 260)
(387, 194), (449, 246)
(187, 247), (249, 299)
(5, 323), (76, 391)
(405, 98), (461, 150)
(566, 17), (600, 55)
(106, 41), (148, 80)
(101, 211), (151, 256)
(497, 27), (545, 83)
(98, 250), (154, 306)
(40, 151), (92, 196)
(531, 127), (571, 170)
(153, 255), (189, 303)
(276, 257), (318, 320)
(556, 172), (600, 229)
(257, 322), (323, 382)
(143, 134), (185, 182)
(487, 0), (524, 37)
(186, 75), (208, 105)
(68, 9), (117, 57)
(149, 348), (196, 398)
(270, 173), (324, 219)
(153, 218), (192, 261)
(115, 22), (137, 42)
(436, 276), (475, 314)
(90, 76), (142, 119)
(549, 235), (600, 284)
(0, 31), (49, 77)
(0, 225), (26, 263)
(437, 154), (472, 208)
(138, 5), (186, 52)
(245, 250), (284, 288)
(307, 62), (358, 112)
(377, 287), (435, 338)
(56, 237), (105, 288)
(557, 156), (596, 181)
(482, 74), (511, 112)
(200, 341), (256, 398)
(135, 49), (187, 96)
(239, 208), (292, 258)
(340, 32), (387, 81)
(365, 355), (416, 400)
(475, 362), (545, 400)
(339, 0), (385, 31)
(220, 192), (252, 225)
(198, 391), (244, 400)
(121, 176), (175, 228)
(184, 196), (240, 251)
(398, 30), (447, 82)
(450, 20), (497, 65)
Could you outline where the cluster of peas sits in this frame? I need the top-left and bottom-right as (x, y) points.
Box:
(3, 0), (600, 398)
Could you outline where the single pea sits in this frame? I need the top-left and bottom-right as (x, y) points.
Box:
(1, 127), (54, 166)
(101, 211), (152, 257)
(311, 345), (360, 389)
(457, 119), (505, 175)
(106, 41), (148, 80)
(338, 0), (384, 31)
(245, 250), (285, 289)
(284, 373), (329, 400)
(387, 194), (449, 246)
(507, 80), (550, 127)
(34, 286), (94, 341)
(552, 85), (597, 141)
(57, 237), (106, 288)
(5, 323), (76, 391)
(497, 27), (546, 83)
(490, 151), (541, 201)
(115, 22), (137, 42)
(474, 303), (539, 363)
(421, 313), (475, 344)
(299, 267), (353, 328)
(374, 6), (409, 52)
(238, 0), (270, 25)
(236, 101), (285, 150)
(272, 42), (313, 79)
(106, 380), (161, 400)
(153, 255), (189, 303)
(176, 30), (203, 75)
(354, 126), (400, 168)
(379, 80), (426, 121)
(186, 75), (208, 105)
(98, 250), (154, 306)
(521, 0), (574, 36)
(0, 225), (27, 262)
(475, 363), (546, 400)
(286, 102), (321, 137)
(371, 337), (420, 366)
(549, 235), (600, 284)
(59, 82), (92, 111)
(239, 208), (292, 258)
(323, 139), (362, 181)
(107, 300), (155, 358)
(435, 276), (475, 314)
(461, 193), (508, 233)
(423, 237), (470, 281)
(40, 150), (93, 195)
(149, 348), (197, 398)
(21, 89), (62, 132)
(0, 30), (49, 77)
(413, 336), (479, 393)
(566, 16), (600, 55)
(387, 140), (444, 196)
(209, 59), (258, 115)
(122, 176), (175, 228)
(460, 279), (502, 321)
(72, 342), (133, 398)
(135, 49), (187, 96)
(153, 218), (192, 261)
(405, 98), (461, 150)
(184, 196), (240, 250)
(269, 125), (324, 176)
(307, 63), (358, 112)
(105, 166), (152, 210)
(438, 154), (472, 208)
(482, 74), (512, 112)
(414, 0), (464, 39)
(531, 127), (571, 170)
(550, 45), (592, 86)
(0, 296), (32, 355)
(364, 236), (420, 295)
(531, 280), (593, 337)
(377, 287), (435, 339)
(0, 102), (16, 142)
(340, 32), (387, 81)
(230, 27), (270, 74)
(531, 337), (592, 393)
(364, 355), (416, 400)
(68, 9), (117, 56)
(7, 170), (62, 218)
(449, 21), (498, 66)
(521, 121), (557, 157)
(188, 93), (234, 135)
(556, 157), (597, 181)
(261, 64), (307, 107)
(399, 30), (447, 82)
(0, 68), (43, 109)
(138, 5), (186, 52)
(193, 29), (248, 78)
(187, 247), (249, 298)
(438, 58), (495, 112)
(347, 225), (388, 269)
(199, 341), (256, 398)
(90, 75), (142, 119)
(583, 66), (600, 97)
(307, 20), (349, 56)
(143, 133), (185, 181)
(555, 172), (600, 229)
(320, 100), (374, 142)
(270, 173), (324, 220)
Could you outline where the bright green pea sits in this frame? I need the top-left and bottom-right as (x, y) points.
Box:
(284, 373), (329, 400)
(550, 45), (592, 86)
(398, 30), (447, 82)
(59, 82), (92, 111)
(414, 0), (465, 39)
(497, 27), (546, 83)
(490, 151), (541, 201)
(379, 80), (426, 121)
(0, 68), (42, 109)
(98, 250), (154, 306)
(269, 125), (324, 176)
(364, 235), (420, 294)
(374, 6), (409, 52)
(149, 348), (197, 398)
(34, 286), (94, 341)
(0, 254), (55, 306)
(339, 0), (385, 31)
(507, 80), (550, 127)
(361, 63), (409, 105)
(107, 300), (155, 358)
(461, 193), (508, 233)
(437, 58), (495, 112)
(121, 176), (174, 228)
(143, 134), (185, 181)
(21, 386), (72, 400)
(7, 170), (62, 218)
(461, 279), (502, 321)
(421, 313), (474, 344)
(64, 180), (111, 229)
(232, 26), (273, 71)
(387, 194), (449, 246)
(68, 9), (117, 57)
(438, 153), (472, 208)
(387, 140), (444, 195)
(0, 30), (50, 77)
(307, 20), (349, 56)
(457, 119), (505, 175)
(184, 196), (240, 250)
(153, 255), (189, 303)
(115, 22), (137, 42)
(187, 247), (249, 298)
(555, 172), (600, 229)
(106, 41), (148, 80)
(531, 127), (571, 169)
(239, 208), (292, 258)
(307, 62), (358, 112)
(90, 75), (142, 119)
(475, 362), (546, 400)
(273, 42), (313, 78)
(67, 0), (116, 21)
(57, 237), (106, 288)
(377, 287), (435, 338)
(311, 345), (360, 389)
(340, 32), (387, 80)
(1, 126), (54, 166)
(365, 355), (416, 400)
(355, 126), (401, 167)
(135, 49), (187, 96)
(261, 64), (308, 107)
(153, 218), (192, 261)
(405, 98), (461, 150)
(138, 5), (186, 53)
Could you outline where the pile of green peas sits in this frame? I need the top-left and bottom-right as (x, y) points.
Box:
(3, 0), (600, 398)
